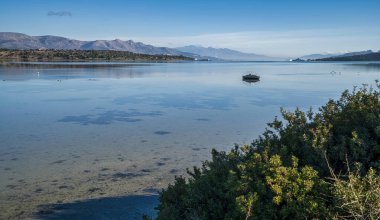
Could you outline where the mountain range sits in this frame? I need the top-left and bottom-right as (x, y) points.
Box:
(3, 32), (376, 62)
(0, 32), (280, 61)
(0, 32), (199, 57)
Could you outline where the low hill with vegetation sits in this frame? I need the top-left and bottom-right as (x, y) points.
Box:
(149, 82), (380, 219)
(315, 52), (380, 61)
(0, 49), (194, 62)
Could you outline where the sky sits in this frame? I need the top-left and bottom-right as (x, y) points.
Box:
(1, 0), (380, 57)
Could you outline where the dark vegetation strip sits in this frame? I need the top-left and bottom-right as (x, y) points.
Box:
(1, 62), (148, 68)
(315, 52), (380, 61)
(0, 48), (194, 62)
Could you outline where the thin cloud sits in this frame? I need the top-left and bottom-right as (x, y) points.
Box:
(47, 11), (72, 17)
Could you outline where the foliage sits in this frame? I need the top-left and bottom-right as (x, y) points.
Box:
(331, 167), (380, 220)
(235, 152), (330, 219)
(156, 149), (242, 220)
(252, 82), (380, 176)
(0, 48), (193, 61)
(155, 82), (380, 220)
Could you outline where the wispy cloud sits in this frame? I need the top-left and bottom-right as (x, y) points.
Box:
(47, 11), (72, 17)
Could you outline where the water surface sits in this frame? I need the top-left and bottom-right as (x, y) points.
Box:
(0, 61), (379, 219)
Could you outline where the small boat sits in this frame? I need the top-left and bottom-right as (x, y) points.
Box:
(242, 73), (260, 82)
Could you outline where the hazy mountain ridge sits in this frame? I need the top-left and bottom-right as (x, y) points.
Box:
(300, 53), (342, 60)
(0, 32), (199, 58)
(176, 45), (283, 61)
(0, 33), (282, 61)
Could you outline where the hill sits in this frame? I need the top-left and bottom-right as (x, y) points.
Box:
(315, 51), (380, 61)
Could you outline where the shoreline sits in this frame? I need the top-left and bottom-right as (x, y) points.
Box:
(0, 49), (194, 62)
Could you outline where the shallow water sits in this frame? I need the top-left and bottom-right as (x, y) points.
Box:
(0, 61), (379, 219)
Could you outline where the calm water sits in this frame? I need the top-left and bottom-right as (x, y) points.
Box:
(0, 61), (379, 218)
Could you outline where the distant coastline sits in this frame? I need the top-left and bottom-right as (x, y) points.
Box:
(0, 49), (194, 62)
(314, 51), (380, 61)
(292, 51), (380, 62)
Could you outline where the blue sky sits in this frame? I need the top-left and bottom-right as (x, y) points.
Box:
(1, 0), (380, 57)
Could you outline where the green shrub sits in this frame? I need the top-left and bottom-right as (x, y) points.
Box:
(155, 82), (380, 219)
(331, 167), (380, 220)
